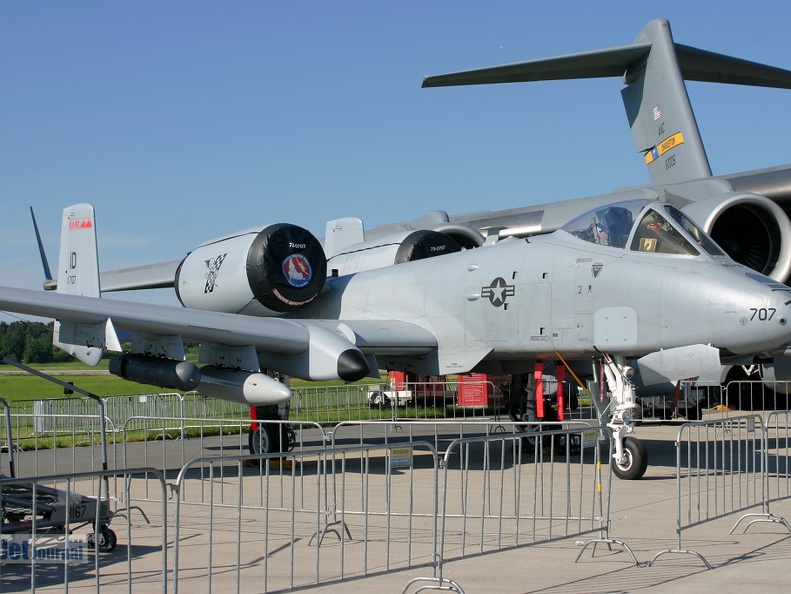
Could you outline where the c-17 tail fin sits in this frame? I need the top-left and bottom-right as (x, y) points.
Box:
(423, 19), (791, 186)
(53, 203), (120, 365)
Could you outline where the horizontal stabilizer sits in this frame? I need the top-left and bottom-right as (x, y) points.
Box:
(636, 344), (721, 386)
(423, 44), (652, 87)
(675, 44), (791, 89)
(423, 41), (791, 91)
(99, 260), (181, 292)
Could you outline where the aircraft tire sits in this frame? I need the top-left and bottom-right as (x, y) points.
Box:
(249, 422), (287, 455)
(88, 527), (117, 553)
(612, 436), (648, 480)
(368, 391), (385, 409)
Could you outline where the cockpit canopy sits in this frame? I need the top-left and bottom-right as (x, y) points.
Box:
(561, 199), (724, 257)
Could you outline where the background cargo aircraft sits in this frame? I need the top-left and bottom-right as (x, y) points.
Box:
(4, 19), (791, 479)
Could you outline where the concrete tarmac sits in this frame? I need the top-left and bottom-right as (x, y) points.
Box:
(2, 422), (791, 593)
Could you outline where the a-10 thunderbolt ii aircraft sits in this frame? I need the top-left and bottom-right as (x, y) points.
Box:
(4, 19), (791, 479)
(3, 194), (791, 480)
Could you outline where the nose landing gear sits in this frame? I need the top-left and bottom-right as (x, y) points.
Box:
(603, 354), (647, 480)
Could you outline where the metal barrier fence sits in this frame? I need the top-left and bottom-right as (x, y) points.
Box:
(430, 427), (635, 588)
(168, 423), (623, 593)
(1, 393), (251, 480)
(11, 392), (250, 432)
(291, 383), (392, 423)
(122, 417), (329, 503)
(291, 380), (508, 424)
(329, 418), (597, 453)
(171, 441), (440, 593)
(0, 467), (168, 592)
(0, 399), (13, 478)
(2, 412), (118, 479)
(1, 409), (627, 592)
(722, 380), (791, 413)
(764, 411), (791, 511)
(741, 410), (791, 534)
(650, 414), (779, 568)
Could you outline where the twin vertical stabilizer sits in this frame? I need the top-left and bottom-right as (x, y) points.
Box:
(53, 203), (120, 365)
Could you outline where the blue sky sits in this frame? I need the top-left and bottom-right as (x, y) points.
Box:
(2, 1), (790, 320)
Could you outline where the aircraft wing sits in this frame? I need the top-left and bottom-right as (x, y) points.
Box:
(0, 285), (438, 382)
(722, 164), (791, 204)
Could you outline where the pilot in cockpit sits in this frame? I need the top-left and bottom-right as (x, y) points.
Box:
(593, 206), (633, 249)
(630, 209), (698, 255)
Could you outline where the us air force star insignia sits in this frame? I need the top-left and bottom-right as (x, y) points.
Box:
(481, 277), (515, 308)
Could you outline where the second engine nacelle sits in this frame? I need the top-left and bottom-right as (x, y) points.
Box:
(175, 223), (327, 316)
(327, 227), (484, 276)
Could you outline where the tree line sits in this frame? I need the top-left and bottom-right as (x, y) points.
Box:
(0, 320), (74, 364)
(1, 321), (200, 365)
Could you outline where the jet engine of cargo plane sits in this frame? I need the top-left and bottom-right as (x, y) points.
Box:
(681, 192), (791, 283)
(326, 227), (484, 277)
(174, 223), (328, 316)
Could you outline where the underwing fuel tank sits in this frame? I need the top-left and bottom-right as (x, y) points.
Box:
(196, 366), (292, 405)
(109, 354), (292, 405)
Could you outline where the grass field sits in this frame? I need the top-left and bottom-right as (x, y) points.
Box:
(0, 374), (153, 402)
(0, 360), (148, 403)
(0, 360), (383, 404)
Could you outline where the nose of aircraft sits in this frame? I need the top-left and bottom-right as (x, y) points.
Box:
(723, 270), (791, 355)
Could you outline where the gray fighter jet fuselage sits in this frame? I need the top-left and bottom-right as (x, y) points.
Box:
(294, 199), (791, 377)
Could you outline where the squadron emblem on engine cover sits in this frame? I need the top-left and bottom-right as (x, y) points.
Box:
(204, 254), (227, 293)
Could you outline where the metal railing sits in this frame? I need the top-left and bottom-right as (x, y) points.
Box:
(431, 426), (636, 588)
(649, 414), (787, 568)
(0, 467), (168, 592)
(171, 441), (440, 593)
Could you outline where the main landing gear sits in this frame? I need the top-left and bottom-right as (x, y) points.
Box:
(509, 356), (649, 480)
(601, 354), (647, 480)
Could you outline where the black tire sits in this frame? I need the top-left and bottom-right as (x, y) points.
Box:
(368, 391), (385, 409)
(88, 527), (117, 553)
(611, 436), (648, 480)
(249, 422), (288, 455)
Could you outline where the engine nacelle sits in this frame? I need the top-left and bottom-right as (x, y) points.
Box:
(327, 227), (483, 277)
(681, 192), (791, 283)
(175, 224), (327, 316)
